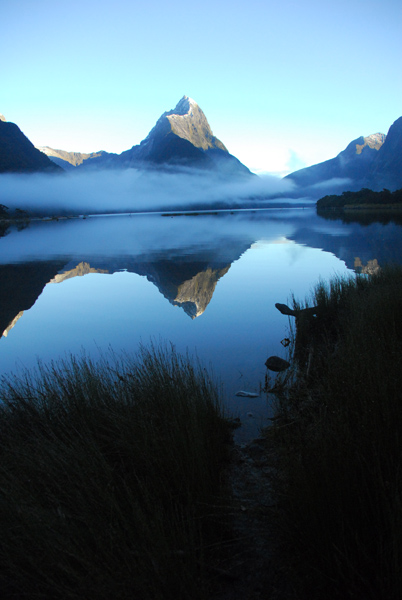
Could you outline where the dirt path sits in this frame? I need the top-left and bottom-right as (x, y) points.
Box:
(212, 438), (284, 600)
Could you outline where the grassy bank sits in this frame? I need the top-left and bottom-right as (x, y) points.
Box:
(3, 271), (402, 600)
(0, 344), (233, 600)
(266, 266), (402, 599)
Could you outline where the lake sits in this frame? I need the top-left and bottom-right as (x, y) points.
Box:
(1, 207), (402, 441)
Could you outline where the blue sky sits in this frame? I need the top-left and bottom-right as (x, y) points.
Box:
(2, 0), (401, 174)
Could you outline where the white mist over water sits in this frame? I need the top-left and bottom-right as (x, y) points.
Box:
(0, 169), (300, 215)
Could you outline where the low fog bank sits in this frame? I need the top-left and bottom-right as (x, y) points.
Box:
(2, 205), (396, 278)
(0, 168), (314, 216)
(0, 207), (332, 266)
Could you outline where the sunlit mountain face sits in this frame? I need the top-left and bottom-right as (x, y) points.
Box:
(38, 96), (253, 177)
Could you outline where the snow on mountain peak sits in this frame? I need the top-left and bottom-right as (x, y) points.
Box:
(171, 96), (198, 116)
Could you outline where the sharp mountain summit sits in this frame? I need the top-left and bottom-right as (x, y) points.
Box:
(39, 96), (253, 177)
(1, 97), (402, 193)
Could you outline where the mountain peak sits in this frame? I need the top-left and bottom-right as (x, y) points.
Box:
(43, 96), (252, 176)
(355, 132), (385, 154)
(143, 96), (228, 153)
(286, 118), (402, 192)
(367, 117), (402, 188)
(171, 96), (198, 116)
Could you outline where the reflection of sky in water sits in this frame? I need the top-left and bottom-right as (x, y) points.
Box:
(0, 209), (349, 264)
(0, 241), (350, 442)
(2, 208), (401, 442)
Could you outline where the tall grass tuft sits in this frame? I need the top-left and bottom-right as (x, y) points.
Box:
(267, 266), (402, 599)
(0, 343), (233, 599)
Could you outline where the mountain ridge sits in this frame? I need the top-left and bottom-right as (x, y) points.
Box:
(367, 116), (402, 189)
(40, 96), (253, 176)
(143, 96), (228, 152)
(286, 117), (402, 192)
(0, 119), (62, 174)
(37, 147), (107, 169)
(285, 131), (386, 189)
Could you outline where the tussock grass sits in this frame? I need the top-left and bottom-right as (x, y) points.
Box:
(0, 343), (233, 599)
(266, 266), (402, 599)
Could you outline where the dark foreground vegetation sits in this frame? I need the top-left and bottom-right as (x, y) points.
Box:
(1, 268), (402, 599)
(266, 265), (402, 599)
(317, 186), (402, 210)
(0, 345), (233, 600)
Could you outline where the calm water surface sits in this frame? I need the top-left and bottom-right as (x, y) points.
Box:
(1, 208), (401, 441)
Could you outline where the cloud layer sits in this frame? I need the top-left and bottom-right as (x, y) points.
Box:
(0, 168), (300, 215)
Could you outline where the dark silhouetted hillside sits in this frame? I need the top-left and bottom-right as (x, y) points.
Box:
(0, 119), (62, 174)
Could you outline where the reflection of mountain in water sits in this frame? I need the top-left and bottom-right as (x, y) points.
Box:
(132, 260), (231, 319)
(51, 259), (232, 319)
(49, 261), (109, 283)
(0, 262), (66, 338)
(3, 311), (24, 337)
(173, 266), (231, 318)
(2, 209), (402, 339)
(0, 246), (246, 337)
(289, 215), (402, 272)
(354, 258), (381, 275)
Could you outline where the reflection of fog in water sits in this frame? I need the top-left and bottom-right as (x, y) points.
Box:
(2, 207), (401, 269)
(1, 208), (401, 442)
